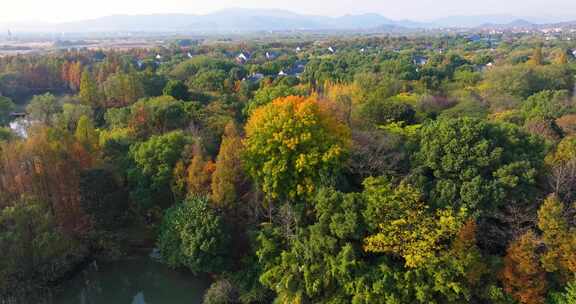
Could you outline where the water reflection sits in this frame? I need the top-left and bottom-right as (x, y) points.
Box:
(53, 257), (210, 304)
(132, 292), (145, 304)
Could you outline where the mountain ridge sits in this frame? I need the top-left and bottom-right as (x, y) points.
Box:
(0, 9), (574, 33)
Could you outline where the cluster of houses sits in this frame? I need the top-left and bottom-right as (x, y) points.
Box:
(136, 40), (522, 85)
(483, 26), (576, 41)
(235, 43), (346, 65)
(235, 45), (308, 64)
(540, 29), (576, 41)
(466, 34), (501, 47)
(243, 60), (307, 82)
(235, 49), (308, 80)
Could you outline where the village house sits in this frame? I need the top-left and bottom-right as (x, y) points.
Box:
(265, 51), (278, 60)
(476, 62), (494, 72)
(244, 73), (265, 82)
(277, 61), (307, 78)
(9, 112), (26, 119)
(236, 52), (250, 64)
(413, 56), (428, 66)
(155, 54), (165, 65)
(291, 61), (307, 77)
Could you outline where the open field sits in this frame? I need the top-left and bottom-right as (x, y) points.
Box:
(0, 38), (167, 56)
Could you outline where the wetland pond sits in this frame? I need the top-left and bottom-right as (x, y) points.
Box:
(52, 256), (210, 304)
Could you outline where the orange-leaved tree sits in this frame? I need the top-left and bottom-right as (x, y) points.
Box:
(211, 121), (248, 209)
(501, 231), (547, 304)
(187, 143), (215, 197)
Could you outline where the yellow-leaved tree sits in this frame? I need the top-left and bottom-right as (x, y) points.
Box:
(362, 177), (469, 268)
(75, 115), (99, 151)
(244, 95), (350, 203)
(538, 194), (576, 275)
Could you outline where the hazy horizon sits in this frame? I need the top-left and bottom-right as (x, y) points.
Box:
(2, 0), (576, 24)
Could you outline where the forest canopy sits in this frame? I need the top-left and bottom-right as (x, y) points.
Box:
(1, 33), (576, 304)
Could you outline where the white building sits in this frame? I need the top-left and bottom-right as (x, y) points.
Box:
(236, 52), (249, 64)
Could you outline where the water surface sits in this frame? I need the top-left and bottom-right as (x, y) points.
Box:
(53, 257), (210, 304)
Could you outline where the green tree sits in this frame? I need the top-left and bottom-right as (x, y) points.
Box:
(188, 70), (227, 92)
(157, 196), (230, 274)
(0, 127), (12, 141)
(79, 68), (100, 106)
(163, 79), (190, 101)
(203, 280), (238, 304)
(128, 131), (189, 208)
(104, 107), (131, 129)
(0, 96), (15, 126)
(551, 279), (576, 304)
(128, 96), (192, 136)
(79, 169), (128, 229)
(529, 45), (544, 66)
(26, 93), (61, 125)
(258, 189), (366, 303)
(354, 72), (402, 104)
(521, 90), (572, 120)
(170, 56), (236, 81)
(415, 117), (544, 211)
(0, 196), (84, 294)
(75, 115), (99, 151)
(439, 93), (489, 120)
(141, 71), (168, 97)
(359, 99), (416, 125)
(102, 71), (145, 107)
(243, 84), (305, 115)
(259, 179), (490, 304)
(60, 102), (93, 130)
(483, 65), (574, 100)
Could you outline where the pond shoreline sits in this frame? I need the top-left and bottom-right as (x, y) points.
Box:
(1, 233), (210, 304)
(51, 251), (211, 304)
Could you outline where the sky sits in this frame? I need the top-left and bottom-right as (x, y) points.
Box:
(1, 0), (576, 23)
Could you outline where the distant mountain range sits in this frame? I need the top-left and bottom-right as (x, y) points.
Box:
(0, 9), (574, 34)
